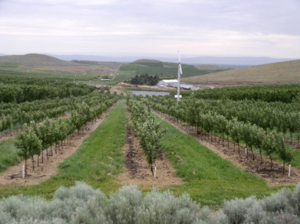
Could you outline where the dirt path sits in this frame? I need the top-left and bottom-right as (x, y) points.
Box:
(0, 107), (113, 187)
(117, 118), (183, 188)
(153, 110), (300, 187)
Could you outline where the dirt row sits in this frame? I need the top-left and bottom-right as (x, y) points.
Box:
(153, 110), (300, 187)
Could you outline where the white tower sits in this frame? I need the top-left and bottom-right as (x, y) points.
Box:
(175, 51), (183, 104)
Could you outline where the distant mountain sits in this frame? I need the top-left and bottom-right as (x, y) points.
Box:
(50, 54), (292, 66)
(182, 59), (300, 84)
(196, 64), (226, 70)
(0, 53), (68, 66)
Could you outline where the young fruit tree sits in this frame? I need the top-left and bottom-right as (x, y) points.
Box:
(15, 127), (42, 176)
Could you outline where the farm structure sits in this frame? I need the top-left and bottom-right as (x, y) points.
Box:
(158, 79), (199, 90)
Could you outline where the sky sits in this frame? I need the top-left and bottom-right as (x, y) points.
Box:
(0, 0), (300, 58)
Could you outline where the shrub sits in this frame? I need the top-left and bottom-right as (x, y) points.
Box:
(2, 182), (300, 224)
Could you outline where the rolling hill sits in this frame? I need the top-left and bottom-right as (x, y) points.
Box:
(0, 53), (68, 66)
(115, 59), (219, 82)
(182, 59), (300, 84)
(0, 53), (122, 82)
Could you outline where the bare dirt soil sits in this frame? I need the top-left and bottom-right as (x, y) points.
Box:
(153, 110), (300, 187)
(117, 124), (183, 188)
(0, 108), (113, 187)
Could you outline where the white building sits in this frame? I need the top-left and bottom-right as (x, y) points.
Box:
(158, 79), (178, 88)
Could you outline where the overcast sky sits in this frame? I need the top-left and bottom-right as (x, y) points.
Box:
(1, 0), (300, 58)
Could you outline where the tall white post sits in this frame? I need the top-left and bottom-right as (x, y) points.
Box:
(176, 51), (183, 104)
(288, 164), (291, 177)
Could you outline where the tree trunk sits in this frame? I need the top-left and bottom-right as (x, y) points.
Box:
(227, 135), (229, 149)
(251, 147), (255, 160)
(150, 164), (154, 177)
(270, 157), (273, 170)
(25, 158), (28, 177)
(42, 150), (44, 163)
(32, 156), (34, 171)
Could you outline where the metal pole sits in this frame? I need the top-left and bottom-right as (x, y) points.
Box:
(177, 64), (180, 104)
(176, 51), (182, 104)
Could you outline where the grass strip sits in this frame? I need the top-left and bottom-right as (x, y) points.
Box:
(0, 138), (21, 172)
(0, 100), (127, 199)
(154, 114), (283, 207)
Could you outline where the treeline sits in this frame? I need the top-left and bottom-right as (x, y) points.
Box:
(1, 182), (300, 223)
(128, 73), (160, 86)
(0, 76), (95, 103)
(187, 84), (300, 103)
(71, 60), (99, 65)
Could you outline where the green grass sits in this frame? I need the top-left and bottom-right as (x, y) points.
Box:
(153, 114), (282, 207)
(0, 100), (127, 198)
(0, 138), (21, 172)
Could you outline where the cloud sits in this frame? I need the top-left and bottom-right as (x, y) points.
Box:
(0, 0), (299, 57)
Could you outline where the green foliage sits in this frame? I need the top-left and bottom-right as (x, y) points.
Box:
(15, 126), (42, 174)
(0, 76), (95, 103)
(191, 84), (300, 103)
(147, 93), (298, 171)
(127, 98), (166, 176)
(129, 73), (160, 86)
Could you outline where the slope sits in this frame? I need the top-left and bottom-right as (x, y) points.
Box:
(0, 53), (68, 66)
(182, 59), (300, 84)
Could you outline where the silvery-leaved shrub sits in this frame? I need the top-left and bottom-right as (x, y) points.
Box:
(140, 188), (200, 224)
(223, 196), (258, 224)
(293, 183), (300, 216)
(209, 211), (229, 224)
(268, 211), (300, 224)
(260, 188), (295, 214)
(104, 185), (143, 224)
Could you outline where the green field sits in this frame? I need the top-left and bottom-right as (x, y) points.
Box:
(0, 100), (282, 207)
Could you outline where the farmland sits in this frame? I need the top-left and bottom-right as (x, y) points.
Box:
(115, 59), (219, 82)
(1, 56), (300, 223)
(0, 54), (122, 83)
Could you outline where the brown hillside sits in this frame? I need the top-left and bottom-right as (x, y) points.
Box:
(182, 59), (300, 84)
(0, 53), (68, 66)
